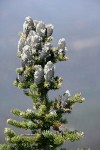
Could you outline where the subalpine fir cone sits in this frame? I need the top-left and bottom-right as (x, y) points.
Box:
(0, 16), (85, 150)
(16, 16), (68, 90)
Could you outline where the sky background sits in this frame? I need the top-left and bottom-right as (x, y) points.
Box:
(0, 0), (100, 149)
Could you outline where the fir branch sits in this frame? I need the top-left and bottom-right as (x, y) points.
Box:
(0, 144), (11, 150)
(11, 109), (40, 120)
(4, 128), (16, 138)
(1, 16), (86, 150)
(7, 119), (38, 130)
(6, 134), (41, 144)
(63, 131), (84, 142)
(70, 93), (85, 104)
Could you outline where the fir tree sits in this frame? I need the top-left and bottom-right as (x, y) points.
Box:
(0, 16), (85, 150)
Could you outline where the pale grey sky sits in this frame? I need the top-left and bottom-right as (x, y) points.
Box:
(0, 0), (100, 149)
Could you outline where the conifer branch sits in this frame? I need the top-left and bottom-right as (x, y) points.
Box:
(0, 16), (86, 150)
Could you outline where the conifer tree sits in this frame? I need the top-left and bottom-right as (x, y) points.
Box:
(0, 16), (85, 150)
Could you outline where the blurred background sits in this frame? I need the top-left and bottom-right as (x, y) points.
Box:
(0, 0), (100, 149)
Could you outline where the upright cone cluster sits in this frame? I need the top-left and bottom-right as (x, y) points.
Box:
(15, 16), (68, 90)
(1, 16), (85, 150)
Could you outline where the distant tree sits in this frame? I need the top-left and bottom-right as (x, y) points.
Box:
(0, 16), (85, 150)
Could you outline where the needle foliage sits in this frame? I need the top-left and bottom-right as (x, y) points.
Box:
(0, 17), (85, 150)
